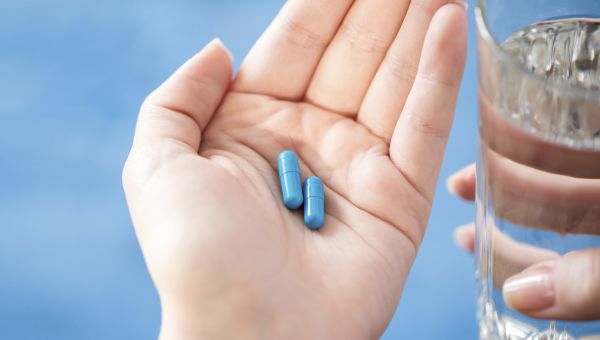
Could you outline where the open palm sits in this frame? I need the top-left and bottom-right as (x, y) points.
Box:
(124, 1), (466, 339)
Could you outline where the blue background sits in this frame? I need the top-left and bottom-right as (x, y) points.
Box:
(0, 0), (478, 338)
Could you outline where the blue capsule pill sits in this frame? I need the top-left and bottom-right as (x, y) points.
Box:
(303, 176), (325, 230)
(277, 151), (303, 209)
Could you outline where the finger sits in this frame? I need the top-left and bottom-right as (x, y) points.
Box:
(305, 0), (410, 114)
(453, 222), (559, 287)
(358, 0), (460, 141)
(481, 91), (600, 179)
(454, 223), (475, 253)
(389, 3), (467, 202)
(124, 39), (232, 193)
(232, 0), (354, 100)
(448, 142), (600, 235)
(504, 249), (600, 321)
(484, 147), (600, 235)
(133, 39), (232, 153)
(446, 163), (476, 201)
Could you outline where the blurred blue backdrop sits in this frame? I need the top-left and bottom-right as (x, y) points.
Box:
(0, 0), (478, 339)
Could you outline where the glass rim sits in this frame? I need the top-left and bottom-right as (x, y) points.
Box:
(475, 0), (599, 99)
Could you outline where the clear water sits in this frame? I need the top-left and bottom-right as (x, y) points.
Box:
(478, 18), (600, 340)
(499, 18), (600, 149)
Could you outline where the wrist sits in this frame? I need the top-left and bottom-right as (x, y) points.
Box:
(158, 294), (272, 340)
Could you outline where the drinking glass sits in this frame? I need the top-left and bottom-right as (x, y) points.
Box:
(475, 0), (600, 339)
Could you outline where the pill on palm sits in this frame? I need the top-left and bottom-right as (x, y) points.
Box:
(277, 150), (303, 209)
(303, 176), (325, 230)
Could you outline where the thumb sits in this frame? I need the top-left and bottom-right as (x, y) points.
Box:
(503, 249), (600, 321)
(133, 38), (233, 154)
(124, 39), (233, 193)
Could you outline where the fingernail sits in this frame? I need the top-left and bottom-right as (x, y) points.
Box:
(503, 263), (556, 312)
(451, 0), (469, 11)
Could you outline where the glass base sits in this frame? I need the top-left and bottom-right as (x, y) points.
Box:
(479, 302), (600, 340)
(502, 317), (574, 340)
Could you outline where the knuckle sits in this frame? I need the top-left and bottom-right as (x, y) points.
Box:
(279, 16), (328, 49)
(403, 109), (449, 139)
(410, 0), (440, 17)
(382, 53), (419, 83)
(141, 89), (164, 111)
(579, 252), (600, 306)
(339, 19), (388, 54)
(417, 71), (461, 89)
(563, 250), (600, 312)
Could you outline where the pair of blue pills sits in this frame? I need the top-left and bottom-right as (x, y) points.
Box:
(277, 151), (325, 230)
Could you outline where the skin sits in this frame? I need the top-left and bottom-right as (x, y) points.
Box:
(448, 164), (600, 321)
(123, 1), (467, 339)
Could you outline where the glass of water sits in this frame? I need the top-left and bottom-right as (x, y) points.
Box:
(475, 0), (600, 339)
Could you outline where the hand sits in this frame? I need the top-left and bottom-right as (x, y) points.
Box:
(448, 164), (600, 321)
(123, 1), (467, 338)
